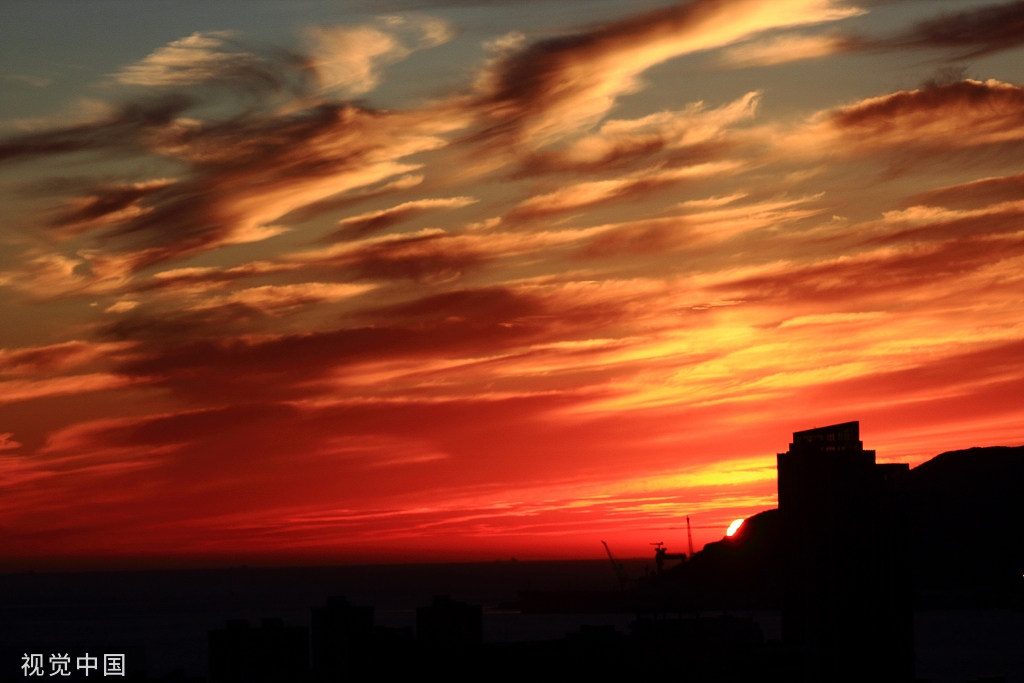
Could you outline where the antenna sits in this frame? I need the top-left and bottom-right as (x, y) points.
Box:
(687, 516), (695, 558)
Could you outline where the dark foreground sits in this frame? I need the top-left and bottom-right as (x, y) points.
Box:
(1, 562), (1022, 682)
(3, 441), (1021, 681)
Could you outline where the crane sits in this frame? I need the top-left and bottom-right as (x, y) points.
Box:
(601, 541), (629, 591)
(651, 541), (687, 574)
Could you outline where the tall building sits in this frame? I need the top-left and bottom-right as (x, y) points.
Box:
(777, 421), (913, 682)
(209, 618), (309, 683)
(416, 595), (483, 648)
(311, 596), (374, 681)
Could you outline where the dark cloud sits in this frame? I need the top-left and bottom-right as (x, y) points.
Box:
(370, 285), (543, 322)
(715, 233), (1024, 305)
(473, 0), (717, 142)
(884, 0), (1024, 59)
(815, 78), (1024, 173)
(689, 181), (1024, 309)
(872, 204), (1024, 246)
(0, 40), (447, 278)
(98, 275), (672, 406)
(104, 286), (547, 401)
(302, 231), (488, 282)
(470, 0), (833, 150)
(830, 79), (1024, 130)
(905, 172), (1024, 209)
(130, 261), (292, 294)
(0, 96), (193, 164)
(576, 220), (683, 258)
(276, 174), (424, 225)
(125, 221), (595, 302)
(48, 180), (176, 237)
(0, 341), (130, 376)
(514, 139), (737, 178)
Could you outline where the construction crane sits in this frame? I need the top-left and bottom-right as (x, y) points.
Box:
(601, 541), (629, 591)
(687, 516), (695, 558)
(651, 541), (687, 574)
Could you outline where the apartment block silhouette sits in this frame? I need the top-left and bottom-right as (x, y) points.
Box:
(777, 421), (913, 682)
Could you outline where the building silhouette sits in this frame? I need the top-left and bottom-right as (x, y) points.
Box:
(208, 618), (308, 683)
(777, 421), (913, 682)
(415, 595), (483, 649)
(310, 596), (373, 681)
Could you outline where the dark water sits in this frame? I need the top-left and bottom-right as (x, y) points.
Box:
(2, 562), (1022, 681)
(0, 560), (636, 677)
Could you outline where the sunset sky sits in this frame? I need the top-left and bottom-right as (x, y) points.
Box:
(2, 0), (1024, 569)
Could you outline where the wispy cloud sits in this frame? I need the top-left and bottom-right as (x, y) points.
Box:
(185, 282), (376, 315)
(879, 0), (1024, 60)
(114, 32), (290, 88)
(307, 16), (453, 95)
(0, 24), (462, 295)
(0, 373), (139, 405)
(471, 0), (860, 149)
(323, 196), (477, 240)
(0, 341), (134, 376)
(509, 162), (740, 218)
(720, 33), (849, 67)
(516, 92), (759, 174)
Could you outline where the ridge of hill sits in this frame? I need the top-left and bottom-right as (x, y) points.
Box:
(667, 444), (1024, 608)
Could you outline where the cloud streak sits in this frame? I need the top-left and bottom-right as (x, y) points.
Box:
(720, 33), (849, 67)
(307, 16), (453, 95)
(0, 24), (462, 293)
(881, 0), (1024, 60)
(509, 162), (740, 218)
(471, 0), (859, 148)
(323, 196), (477, 240)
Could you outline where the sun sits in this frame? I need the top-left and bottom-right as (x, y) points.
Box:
(726, 518), (745, 537)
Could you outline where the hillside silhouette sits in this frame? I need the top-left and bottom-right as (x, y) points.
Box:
(911, 445), (1024, 606)
(661, 444), (1024, 608)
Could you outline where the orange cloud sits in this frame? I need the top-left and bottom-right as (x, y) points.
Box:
(719, 33), (848, 67)
(47, 179), (176, 238)
(0, 250), (137, 298)
(517, 92), (759, 173)
(788, 79), (1024, 158)
(307, 17), (452, 95)
(185, 282), (376, 315)
(0, 373), (139, 405)
(278, 174), (425, 225)
(138, 261), (293, 293)
(0, 31), (467, 294)
(472, 0), (860, 149)
(285, 224), (614, 281)
(0, 341), (134, 376)
(509, 162), (740, 218)
(904, 172), (1024, 210)
(323, 196), (477, 241)
(114, 32), (286, 88)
